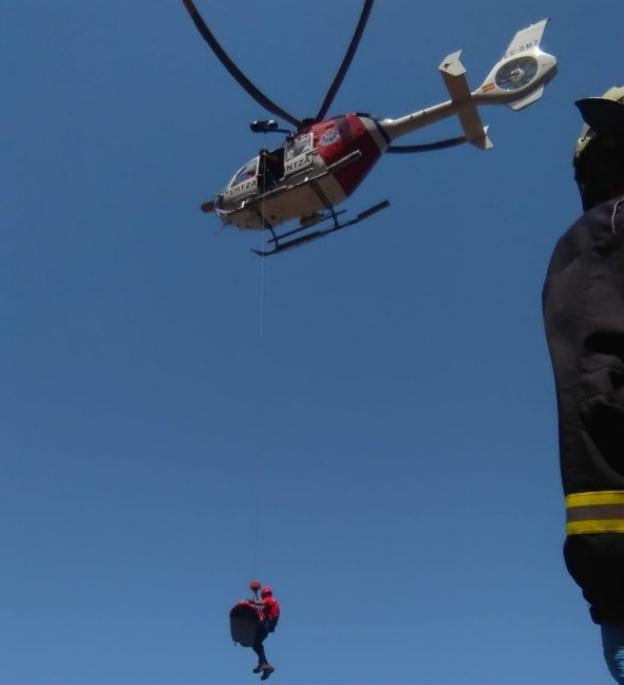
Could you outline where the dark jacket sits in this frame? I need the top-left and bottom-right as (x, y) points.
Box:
(543, 194), (624, 623)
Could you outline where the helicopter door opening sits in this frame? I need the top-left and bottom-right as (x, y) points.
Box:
(258, 148), (285, 193)
(284, 132), (314, 177)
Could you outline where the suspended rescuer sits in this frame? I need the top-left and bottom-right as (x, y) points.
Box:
(543, 86), (624, 684)
(250, 585), (280, 680)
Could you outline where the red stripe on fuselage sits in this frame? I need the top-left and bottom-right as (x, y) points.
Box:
(311, 114), (383, 199)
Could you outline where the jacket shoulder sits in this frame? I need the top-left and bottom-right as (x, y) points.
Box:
(547, 196), (624, 277)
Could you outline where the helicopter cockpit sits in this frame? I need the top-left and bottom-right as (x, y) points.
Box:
(224, 146), (288, 198)
(227, 157), (259, 192)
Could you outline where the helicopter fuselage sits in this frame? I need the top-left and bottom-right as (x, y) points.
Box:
(205, 18), (557, 244)
(184, 0), (557, 254)
(215, 113), (387, 230)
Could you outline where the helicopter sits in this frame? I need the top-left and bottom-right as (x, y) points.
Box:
(181, 0), (557, 256)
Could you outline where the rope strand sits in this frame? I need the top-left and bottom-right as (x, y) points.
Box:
(259, 154), (267, 337)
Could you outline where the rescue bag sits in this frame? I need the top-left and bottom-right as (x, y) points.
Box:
(229, 601), (262, 647)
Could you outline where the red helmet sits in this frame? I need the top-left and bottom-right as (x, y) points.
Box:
(261, 586), (273, 597)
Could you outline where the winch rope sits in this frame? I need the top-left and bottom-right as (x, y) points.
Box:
(259, 154), (267, 338)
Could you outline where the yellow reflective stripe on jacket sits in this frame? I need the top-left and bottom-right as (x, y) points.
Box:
(567, 491), (624, 507)
(566, 491), (624, 535)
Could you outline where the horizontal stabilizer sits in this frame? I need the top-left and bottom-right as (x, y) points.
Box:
(440, 51), (470, 99)
(469, 124), (493, 150)
(457, 110), (492, 149)
(439, 51), (492, 150)
(508, 85), (544, 111)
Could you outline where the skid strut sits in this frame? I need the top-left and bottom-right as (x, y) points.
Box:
(251, 200), (390, 256)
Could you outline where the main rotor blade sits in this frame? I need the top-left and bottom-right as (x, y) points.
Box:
(181, 0), (302, 129)
(314, 0), (375, 123)
(386, 136), (467, 153)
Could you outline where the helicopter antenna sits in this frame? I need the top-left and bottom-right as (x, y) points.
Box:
(181, 0), (302, 129)
(313, 0), (375, 123)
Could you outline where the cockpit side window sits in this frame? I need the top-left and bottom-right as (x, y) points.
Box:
(229, 158), (259, 188)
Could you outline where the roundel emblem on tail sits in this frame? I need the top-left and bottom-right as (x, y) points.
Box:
(495, 56), (538, 91)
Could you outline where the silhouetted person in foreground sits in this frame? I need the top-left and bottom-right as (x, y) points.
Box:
(543, 85), (624, 684)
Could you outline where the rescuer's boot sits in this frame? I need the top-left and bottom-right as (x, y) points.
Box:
(260, 664), (275, 680)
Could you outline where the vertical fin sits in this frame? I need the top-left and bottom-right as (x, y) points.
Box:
(501, 19), (547, 58)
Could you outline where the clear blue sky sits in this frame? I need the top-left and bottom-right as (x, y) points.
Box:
(2, 1), (623, 683)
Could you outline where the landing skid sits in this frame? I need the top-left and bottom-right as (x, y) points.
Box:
(251, 200), (390, 256)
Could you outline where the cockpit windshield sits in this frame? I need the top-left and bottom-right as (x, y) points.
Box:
(228, 157), (258, 189)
